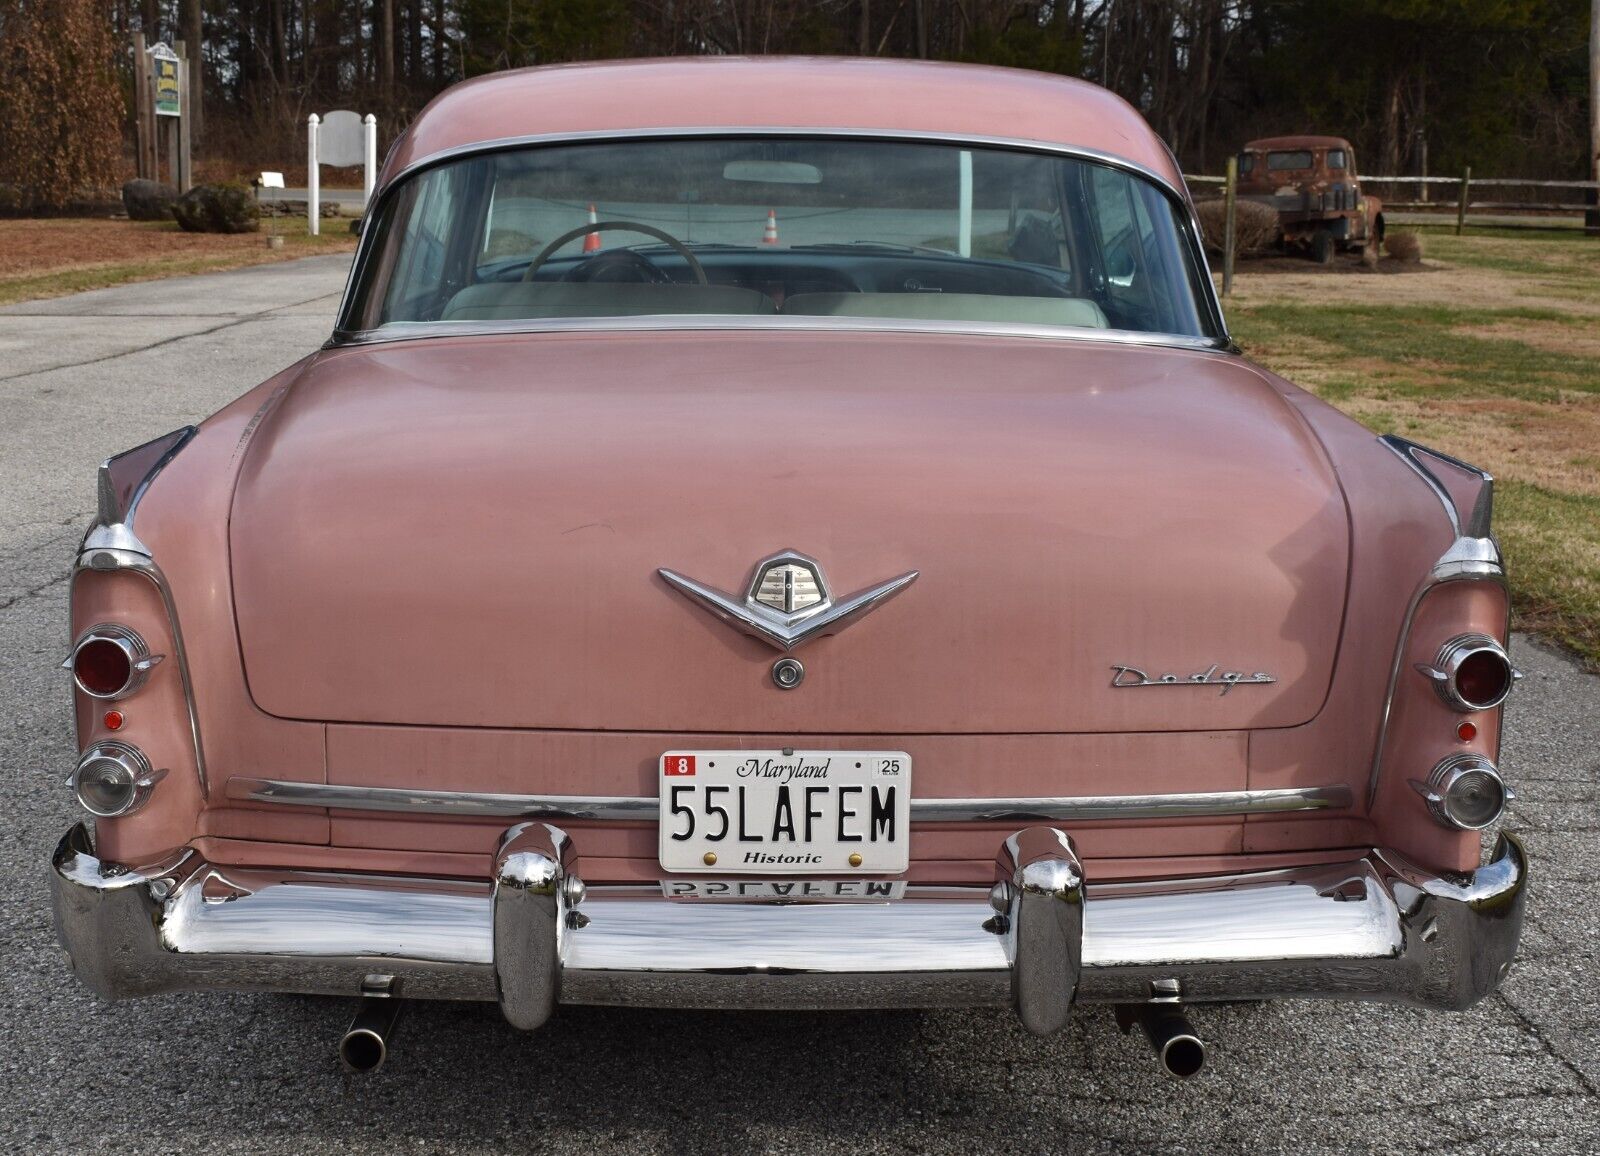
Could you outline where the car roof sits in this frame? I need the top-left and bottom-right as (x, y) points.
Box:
(379, 57), (1183, 192)
(1243, 135), (1354, 152)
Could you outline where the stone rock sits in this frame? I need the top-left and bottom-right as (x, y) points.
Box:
(262, 199), (341, 219)
(171, 183), (261, 233)
(121, 179), (177, 221)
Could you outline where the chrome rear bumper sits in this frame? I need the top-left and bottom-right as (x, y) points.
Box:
(49, 822), (1526, 1030)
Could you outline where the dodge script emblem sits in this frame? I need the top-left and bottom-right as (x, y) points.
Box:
(658, 550), (918, 653)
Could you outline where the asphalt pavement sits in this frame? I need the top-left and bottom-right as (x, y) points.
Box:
(1, 256), (1597, 1154)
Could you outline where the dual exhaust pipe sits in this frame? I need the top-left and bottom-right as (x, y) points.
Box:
(335, 994), (1205, 1078)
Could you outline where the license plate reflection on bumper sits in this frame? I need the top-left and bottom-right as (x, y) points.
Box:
(658, 750), (911, 874)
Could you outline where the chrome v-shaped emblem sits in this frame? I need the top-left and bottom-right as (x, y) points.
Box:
(658, 550), (918, 653)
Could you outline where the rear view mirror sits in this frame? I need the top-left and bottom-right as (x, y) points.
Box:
(723, 161), (822, 185)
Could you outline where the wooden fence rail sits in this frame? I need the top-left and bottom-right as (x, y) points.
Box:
(1182, 167), (1598, 296)
(1183, 169), (1600, 258)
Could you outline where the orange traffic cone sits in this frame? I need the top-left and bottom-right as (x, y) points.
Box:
(762, 208), (779, 245)
(583, 203), (602, 253)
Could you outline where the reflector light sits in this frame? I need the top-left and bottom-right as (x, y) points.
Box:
(1415, 753), (1509, 831)
(64, 625), (161, 701)
(69, 741), (160, 818)
(1456, 721), (1477, 742)
(103, 710), (124, 731)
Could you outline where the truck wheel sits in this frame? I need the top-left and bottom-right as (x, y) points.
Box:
(1312, 230), (1335, 265)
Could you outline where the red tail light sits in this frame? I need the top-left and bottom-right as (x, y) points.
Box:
(66, 625), (161, 700)
(1454, 648), (1513, 710)
(1420, 634), (1518, 713)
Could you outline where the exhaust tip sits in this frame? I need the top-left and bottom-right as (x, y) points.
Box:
(339, 1027), (387, 1073)
(1159, 1032), (1206, 1079)
(1118, 1002), (1207, 1079)
(339, 991), (402, 1074)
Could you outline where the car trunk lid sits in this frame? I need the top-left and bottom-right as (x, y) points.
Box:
(229, 329), (1347, 735)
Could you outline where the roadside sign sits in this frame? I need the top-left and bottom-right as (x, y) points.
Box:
(149, 42), (180, 117)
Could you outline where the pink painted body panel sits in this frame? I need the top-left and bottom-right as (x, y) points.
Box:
(379, 58), (1184, 191)
(227, 332), (1347, 735)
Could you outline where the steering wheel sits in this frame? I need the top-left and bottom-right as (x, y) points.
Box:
(521, 220), (708, 285)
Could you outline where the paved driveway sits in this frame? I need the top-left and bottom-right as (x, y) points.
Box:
(0, 257), (1596, 1154)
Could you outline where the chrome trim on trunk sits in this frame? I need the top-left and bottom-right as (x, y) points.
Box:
(224, 778), (1351, 823)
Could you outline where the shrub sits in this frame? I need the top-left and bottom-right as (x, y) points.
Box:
(1385, 231), (1424, 262)
(0, 0), (122, 211)
(1194, 199), (1280, 257)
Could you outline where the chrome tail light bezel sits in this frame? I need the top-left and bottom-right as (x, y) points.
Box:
(1417, 633), (1519, 713)
(1413, 753), (1511, 831)
(63, 624), (163, 701)
(68, 740), (165, 818)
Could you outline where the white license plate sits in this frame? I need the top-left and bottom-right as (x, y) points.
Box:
(659, 750), (911, 874)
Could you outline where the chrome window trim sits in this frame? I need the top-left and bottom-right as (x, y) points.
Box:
(1367, 435), (1506, 807)
(226, 777), (1350, 823)
(71, 428), (209, 795)
(331, 313), (1234, 354)
(330, 126), (1231, 350)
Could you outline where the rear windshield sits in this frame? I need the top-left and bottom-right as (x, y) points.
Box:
(1267, 150), (1315, 171)
(345, 137), (1218, 341)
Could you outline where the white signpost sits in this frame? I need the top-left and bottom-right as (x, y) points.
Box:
(307, 110), (378, 235)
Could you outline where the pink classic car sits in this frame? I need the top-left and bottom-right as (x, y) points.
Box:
(50, 58), (1525, 1076)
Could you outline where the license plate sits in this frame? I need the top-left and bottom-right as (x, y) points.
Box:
(661, 879), (908, 901)
(658, 750), (911, 874)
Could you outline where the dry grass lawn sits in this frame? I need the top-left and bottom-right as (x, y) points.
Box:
(1225, 229), (1600, 666)
(0, 217), (357, 306)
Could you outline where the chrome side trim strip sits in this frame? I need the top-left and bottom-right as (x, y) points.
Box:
(912, 786), (1350, 822)
(332, 126), (1229, 349)
(226, 778), (1350, 823)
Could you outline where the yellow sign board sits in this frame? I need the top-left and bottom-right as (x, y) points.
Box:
(151, 44), (180, 117)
